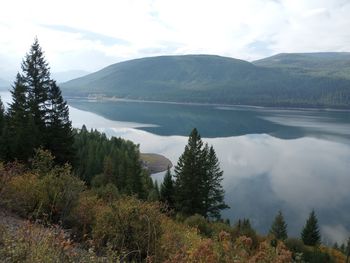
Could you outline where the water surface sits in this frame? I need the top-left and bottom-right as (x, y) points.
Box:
(1, 92), (349, 244)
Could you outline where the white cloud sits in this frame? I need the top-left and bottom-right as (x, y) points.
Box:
(0, 0), (350, 77)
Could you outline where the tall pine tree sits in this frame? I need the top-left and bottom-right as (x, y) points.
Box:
(22, 38), (51, 144)
(46, 80), (74, 164)
(301, 210), (321, 246)
(5, 38), (75, 164)
(0, 96), (5, 160)
(203, 145), (228, 219)
(174, 128), (227, 218)
(269, 210), (288, 240)
(174, 128), (206, 216)
(6, 74), (37, 161)
(160, 166), (175, 209)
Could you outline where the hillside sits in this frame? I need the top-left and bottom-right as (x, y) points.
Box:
(253, 52), (350, 80)
(61, 54), (350, 108)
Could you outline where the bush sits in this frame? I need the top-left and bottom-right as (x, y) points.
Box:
(1, 162), (85, 224)
(184, 214), (212, 237)
(35, 165), (85, 224)
(1, 172), (42, 217)
(92, 197), (162, 261)
(69, 191), (103, 240)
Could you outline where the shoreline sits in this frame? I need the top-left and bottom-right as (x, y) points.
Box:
(66, 95), (350, 112)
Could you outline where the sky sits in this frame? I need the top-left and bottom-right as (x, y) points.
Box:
(1, 0), (350, 79)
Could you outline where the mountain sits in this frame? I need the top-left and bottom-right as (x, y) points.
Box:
(253, 52), (350, 80)
(52, 70), (90, 83)
(61, 54), (350, 108)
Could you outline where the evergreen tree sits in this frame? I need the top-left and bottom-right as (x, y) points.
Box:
(148, 180), (160, 201)
(6, 38), (75, 164)
(160, 166), (175, 209)
(46, 80), (74, 164)
(301, 210), (321, 246)
(174, 128), (206, 216)
(269, 210), (288, 240)
(22, 37), (51, 142)
(0, 96), (4, 131)
(0, 97), (5, 160)
(6, 74), (37, 161)
(203, 145), (228, 219)
(174, 128), (227, 218)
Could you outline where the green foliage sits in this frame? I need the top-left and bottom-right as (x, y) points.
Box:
(92, 197), (162, 261)
(301, 210), (321, 246)
(3, 39), (74, 164)
(46, 80), (75, 164)
(31, 148), (55, 177)
(5, 74), (37, 161)
(61, 54), (350, 108)
(160, 166), (175, 209)
(73, 127), (151, 199)
(1, 159), (84, 224)
(174, 128), (228, 219)
(184, 214), (212, 237)
(269, 210), (288, 240)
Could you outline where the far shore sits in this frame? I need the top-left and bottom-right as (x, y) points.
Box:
(66, 94), (350, 112)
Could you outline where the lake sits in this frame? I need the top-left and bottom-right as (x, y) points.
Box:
(1, 91), (350, 244)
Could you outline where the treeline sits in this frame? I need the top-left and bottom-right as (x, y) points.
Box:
(73, 126), (154, 200)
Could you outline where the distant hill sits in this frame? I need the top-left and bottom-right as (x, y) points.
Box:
(61, 54), (350, 108)
(52, 70), (90, 83)
(253, 52), (350, 80)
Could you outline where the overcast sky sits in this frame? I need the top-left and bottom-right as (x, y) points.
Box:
(1, 0), (350, 78)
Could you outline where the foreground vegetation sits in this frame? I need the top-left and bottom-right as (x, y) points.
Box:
(0, 153), (348, 262)
(0, 40), (349, 262)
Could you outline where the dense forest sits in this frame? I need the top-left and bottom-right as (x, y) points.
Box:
(0, 40), (350, 262)
(61, 54), (350, 108)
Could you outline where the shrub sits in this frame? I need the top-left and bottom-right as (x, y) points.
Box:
(92, 197), (162, 261)
(184, 214), (213, 237)
(1, 172), (42, 217)
(35, 164), (85, 224)
(69, 190), (103, 240)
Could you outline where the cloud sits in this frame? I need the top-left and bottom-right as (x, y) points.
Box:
(41, 24), (129, 46)
(1, 0), (350, 73)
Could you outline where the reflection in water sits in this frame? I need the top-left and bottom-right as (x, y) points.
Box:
(69, 107), (350, 244)
(1, 92), (349, 243)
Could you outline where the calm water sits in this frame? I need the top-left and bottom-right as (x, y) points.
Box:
(1, 92), (350, 244)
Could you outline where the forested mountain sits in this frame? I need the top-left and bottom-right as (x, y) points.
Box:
(61, 54), (350, 108)
(254, 52), (350, 80)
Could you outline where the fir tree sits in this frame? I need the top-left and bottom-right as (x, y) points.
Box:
(22, 37), (51, 141)
(0, 97), (5, 160)
(0, 96), (4, 131)
(269, 210), (288, 240)
(6, 74), (37, 161)
(301, 210), (321, 246)
(160, 166), (175, 209)
(174, 128), (227, 218)
(203, 145), (228, 219)
(46, 80), (75, 164)
(174, 128), (206, 216)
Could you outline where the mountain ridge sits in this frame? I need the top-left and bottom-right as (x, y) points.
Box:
(61, 53), (350, 108)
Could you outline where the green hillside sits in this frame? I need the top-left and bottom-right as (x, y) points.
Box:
(253, 52), (350, 80)
(61, 54), (350, 108)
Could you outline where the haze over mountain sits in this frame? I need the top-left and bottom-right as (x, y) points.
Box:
(61, 53), (350, 108)
(51, 70), (90, 83)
